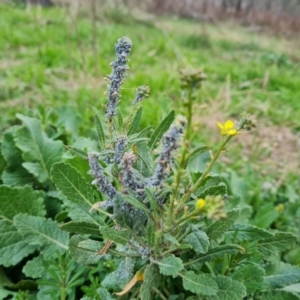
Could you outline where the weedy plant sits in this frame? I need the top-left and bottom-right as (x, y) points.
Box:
(50, 37), (300, 300)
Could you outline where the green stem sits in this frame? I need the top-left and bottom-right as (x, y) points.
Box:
(152, 287), (167, 300)
(177, 135), (232, 212)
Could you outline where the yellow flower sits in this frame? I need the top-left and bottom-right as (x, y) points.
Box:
(195, 199), (206, 210)
(217, 120), (238, 136)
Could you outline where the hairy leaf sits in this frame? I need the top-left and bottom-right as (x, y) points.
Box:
(14, 214), (68, 259)
(207, 276), (247, 300)
(1, 127), (33, 186)
(69, 235), (104, 264)
(99, 226), (130, 245)
(97, 287), (115, 300)
(185, 145), (210, 168)
(183, 230), (209, 254)
(23, 256), (46, 279)
(186, 244), (243, 265)
(231, 264), (265, 292)
(264, 262), (300, 289)
(144, 187), (158, 216)
(60, 221), (100, 235)
(281, 283), (300, 295)
(258, 232), (297, 259)
(122, 194), (151, 215)
(158, 255), (183, 278)
(128, 107), (142, 135)
(182, 271), (218, 296)
(14, 114), (63, 183)
(51, 162), (104, 225)
(140, 265), (160, 300)
(198, 182), (227, 198)
(207, 209), (240, 240)
(149, 110), (175, 150)
(227, 224), (274, 241)
(65, 146), (88, 160)
(0, 186), (45, 266)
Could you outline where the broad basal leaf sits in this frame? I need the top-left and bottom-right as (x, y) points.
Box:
(227, 224), (274, 241)
(183, 230), (209, 254)
(140, 265), (160, 300)
(60, 221), (100, 235)
(264, 262), (300, 289)
(1, 127), (33, 186)
(14, 214), (68, 259)
(99, 226), (130, 245)
(158, 255), (183, 278)
(149, 110), (175, 150)
(281, 283), (300, 295)
(0, 186), (45, 267)
(182, 271), (218, 296)
(207, 209), (240, 240)
(185, 244), (243, 265)
(231, 264), (265, 292)
(14, 114), (64, 183)
(258, 232), (297, 259)
(23, 256), (46, 279)
(69, 235), (104, 265)
(51, 162), (104, 225)
(207, 276), (246, 300)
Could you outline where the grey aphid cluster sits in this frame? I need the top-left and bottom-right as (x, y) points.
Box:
(147, 123), (185, 188)
(88, 152), (116, 207)
(121, 152), (145, 192)
(114, 135), (128, 164)
(106, 37), (132, 119)
(132, 85), (150, 106)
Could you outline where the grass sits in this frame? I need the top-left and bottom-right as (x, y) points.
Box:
(0, 3), (299, 181)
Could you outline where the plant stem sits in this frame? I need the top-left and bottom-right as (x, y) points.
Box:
(152, 287), (167, 300)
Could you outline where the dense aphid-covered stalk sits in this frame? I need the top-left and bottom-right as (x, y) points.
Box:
(132, 85), (150, 106)
(114, 135), (128, 165)
(147, 121), (185, 187)
(88, 152), (117, 207)
(106, 37), (132, 119)
(121, 152), (145, 192)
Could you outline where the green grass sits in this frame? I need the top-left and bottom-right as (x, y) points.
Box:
(1, 4), (300, 133)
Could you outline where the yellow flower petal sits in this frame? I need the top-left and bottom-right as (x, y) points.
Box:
(224, 120), (234, 130)
(195, 199), (206, 210)
(217, 122), (224, 129)
(228, 129), (237, 136)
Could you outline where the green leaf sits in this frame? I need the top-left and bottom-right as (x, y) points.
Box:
(97, 287), (115, 300)
(197, 182), (227, 198)
(99, 226), (130, 245)
(60, 221), (100, 235)
(23, 256), (46, 279)
(14, 214), (69, 259)
(65, 146), (88, 160)
(117, 109), (124, 129)
(262, 291), (300, 300)
(140, 265), (160, 300)
(149, 110), (175, 150)
(51, 162), (104, 225)
(207, 209), (240, 240)
(15, 114), (64, 183)
(185, 146), (210, 168)
(69, 235), (104, 264)
(182, 271), (218, 296)
(145, 187), (159, 216)
(258, 232), (297, 259)
(122, 194), (151, 215)
(186, 244), (243, 265)
(158, 255), (183, 278)
(128, 107), (142, 135)
(1, 127), (33, 186)
(227, 224), (274, 241)
(281, 283), (300, 295)
(0, 186), (45, 267)
(146, 222), (155, 247)
(231, 264), (265, 292)
(264, 262), (300, 289)
(136, 142), (153, 176)
(102, 258), (135, 290)
(95, 113), (106, 150)
(253, 203), (279, 229)
(183, 230), (209, 254)
(207, 276), (246, 300)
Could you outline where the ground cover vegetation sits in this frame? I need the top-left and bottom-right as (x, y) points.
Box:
(0, 2), (300, 299)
